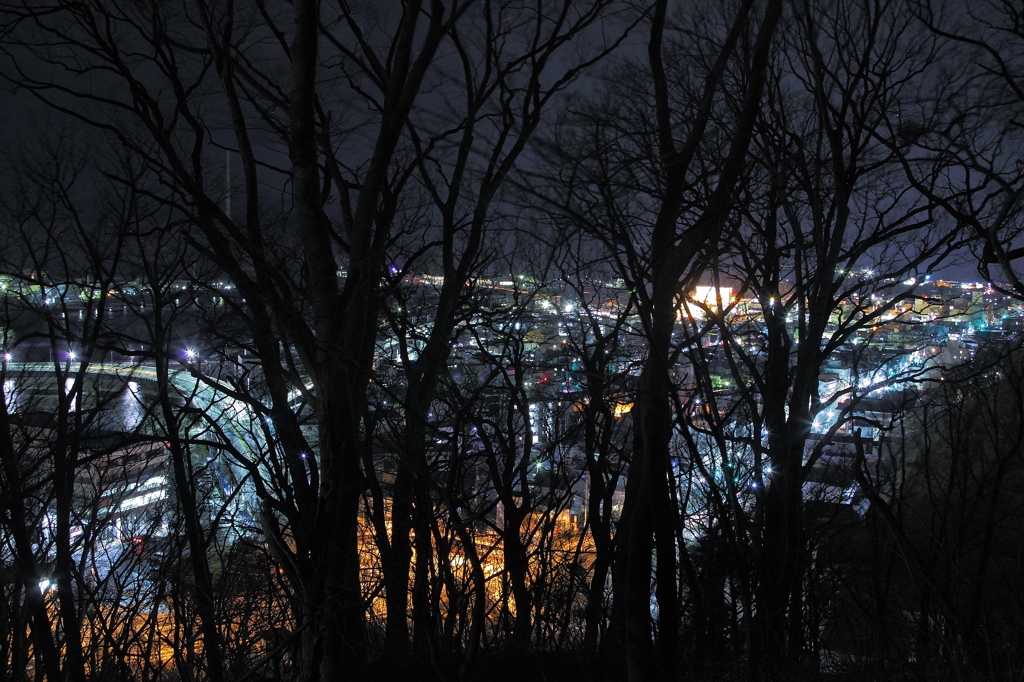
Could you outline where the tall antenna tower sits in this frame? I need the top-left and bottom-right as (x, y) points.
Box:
(225, 149), (231, 220)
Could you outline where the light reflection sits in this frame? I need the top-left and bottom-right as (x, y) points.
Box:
(3, 379), (18, 412)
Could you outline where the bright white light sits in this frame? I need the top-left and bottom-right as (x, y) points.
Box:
(67, 351), (77, 361)
(185, 348), (197, 361)
(692, 286), (734, 307)
(3, 353), (10, 362)
(119, 476), (168, 512)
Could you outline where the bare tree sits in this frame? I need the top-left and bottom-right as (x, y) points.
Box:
(0, 137), (199, 681)
(669, 0), (960, 676)
(848, 343), (1024, 680)
(890, 2), (1024, 295)
(366, 1), (630, 661)
(2, 0), (633, 675)
(538, 1), (784, 677)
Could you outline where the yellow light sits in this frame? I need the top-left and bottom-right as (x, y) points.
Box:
(692, 286), (734, 307)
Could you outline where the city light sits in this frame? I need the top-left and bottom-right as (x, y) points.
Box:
(692, 285), (734, 307)
(6, 2), (1024, 677)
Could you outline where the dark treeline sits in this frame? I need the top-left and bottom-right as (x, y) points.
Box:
(1, 1), (1024, 681)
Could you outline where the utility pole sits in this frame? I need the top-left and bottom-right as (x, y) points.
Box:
(225, 150), (231, 220)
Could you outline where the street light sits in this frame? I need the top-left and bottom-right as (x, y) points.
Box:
(185, 348), (197, 362)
